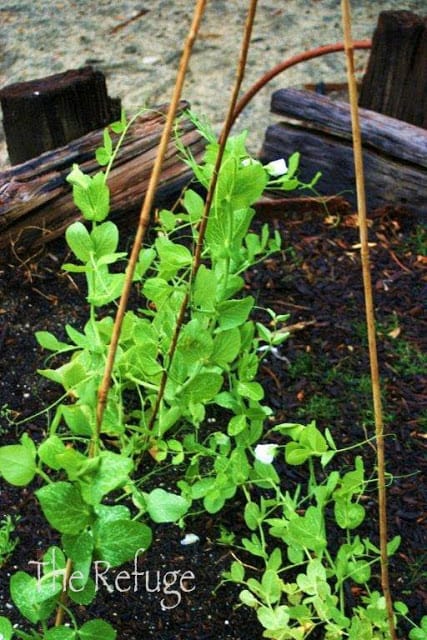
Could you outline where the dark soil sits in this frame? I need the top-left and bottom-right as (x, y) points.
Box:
(0, 204), (425, 639)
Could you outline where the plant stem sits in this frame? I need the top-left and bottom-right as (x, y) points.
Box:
(341, 3), (396, 638)
(147, 0), (259, 433)
(54, 557), (73, 626)
(94, 0), (208, 450)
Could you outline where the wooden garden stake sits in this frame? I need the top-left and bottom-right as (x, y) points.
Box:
(341, 2), (396, 638)
(147, 0), (259, 432)
(54, 0), (208, 629)
(93, 0), (207, 448)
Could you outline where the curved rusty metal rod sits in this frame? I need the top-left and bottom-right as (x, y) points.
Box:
(231, 39), (371, 126)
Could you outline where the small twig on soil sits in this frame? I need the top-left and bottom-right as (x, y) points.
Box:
(109, 8), (150, 35)
(341, 3), (396, 638)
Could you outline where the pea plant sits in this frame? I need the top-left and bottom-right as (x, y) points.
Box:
(0, 110), (318, 639)
(220, 422), (413, 640)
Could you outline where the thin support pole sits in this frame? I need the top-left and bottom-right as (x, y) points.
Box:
(341, 2), (396, 638)
(94, 0), (208, 449)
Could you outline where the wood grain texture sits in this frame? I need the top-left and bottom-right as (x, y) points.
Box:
(0, 103), (205, 253)
(359, 10), (427, 128)
(261, 89), (426, 217)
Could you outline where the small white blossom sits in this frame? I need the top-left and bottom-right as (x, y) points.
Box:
(254, 443), (278, 464)
(180, 533), (200, 546)
(265, 158), (287, 177)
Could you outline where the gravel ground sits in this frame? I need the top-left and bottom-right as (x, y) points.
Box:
(0, 0), (425, 166)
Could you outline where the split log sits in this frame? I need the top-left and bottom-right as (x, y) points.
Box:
(259, 88), (427, 217)
(0, 67), (121, 165)
(359, 11), (427, 128)
(0, 102), (205, 254)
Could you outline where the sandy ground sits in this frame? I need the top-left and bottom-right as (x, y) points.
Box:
(0, 0), (425, 166)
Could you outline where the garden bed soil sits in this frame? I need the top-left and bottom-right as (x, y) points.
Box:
(0, 202), (425, 639)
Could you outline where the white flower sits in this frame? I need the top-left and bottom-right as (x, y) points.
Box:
(254, 443), (278, 464)
(265, 158), (287, 177)
(180, 533), (200, 546)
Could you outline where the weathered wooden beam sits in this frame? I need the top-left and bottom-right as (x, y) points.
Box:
(260, 88), (426, 217)
(0, 67), (121, 165)
(0, 102), (205, 254)
(359, 10), (427, 128)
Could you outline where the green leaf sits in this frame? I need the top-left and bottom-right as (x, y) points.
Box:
(145, 488), (189, 523)
(65, 221), (93, 262)
(244, 502), (260, 531)
(110, 112), (126, 134)
(38, 359), (88, 392)
(61, 404), (93, 437)
(193, 265), (217, 311)
(94, 520), (152, 567)
(38, 435), (67, 470)
(334, 498), (365, 530)
(242, 533), (265, 558)
(77, 452), (133, 505)
(143, 277), (172, 305)
(227, 414), (247, 437)
(45, 627), (77, 640)
(36, 482), (94, 534)
(239, 589), (259, 608)
(393, 601), (408, 615)
(182, 371), (223, 403)
(67, 167), (110, 222)
(10, 571), (60, 624)
(95, 146), (110, 166)
(0, 444), (36, 486)
(91, 221), (119, 259)
(348, 559), (371, 584)
(156, 236), (192, 277)
(62, 530), (94, 586)
(183, 188), (204, 223)
(95, 504), (131, 524)
(217, 297), (254, 330)
(211, 328), (241, 366)
(203, 488), (226, 514)
(79, 620), (117, 640)
(285, 507), (326, 553)
(134, 247), (156, 281)
(261, 569), (282, 603)
(257, 605), (290, 631)
(35, 331), (73, 353)
(68, 576), (96, 606)
(299, 423), (328, 455)
(231, 162), (269, 209)
(230, 561), (245, 583)
(267, 548), (283, 572)
(285, 442), (310, 465)
(237, 381), (264, 401)
(387, 535), (401, 556)
(177, 319), (213, 365)
(0, 617), (13, 640)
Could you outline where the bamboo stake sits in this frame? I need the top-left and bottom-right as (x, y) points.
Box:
(93, 0), (207, 449)
(147, 0), (259, 432)
(341, 2), (396, 638)
(55, 4), (208, 625)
